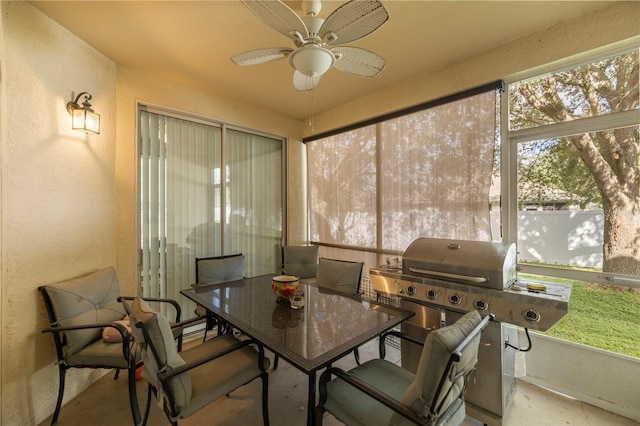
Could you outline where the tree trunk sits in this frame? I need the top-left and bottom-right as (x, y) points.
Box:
(602, 197), (640, 275)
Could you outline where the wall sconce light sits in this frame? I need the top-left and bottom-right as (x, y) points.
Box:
(66, 91), (100, 134)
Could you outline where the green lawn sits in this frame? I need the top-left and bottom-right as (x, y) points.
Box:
(521, 276), (640, 358)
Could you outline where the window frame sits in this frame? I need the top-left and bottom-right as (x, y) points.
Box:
(502, 46), (640, 288)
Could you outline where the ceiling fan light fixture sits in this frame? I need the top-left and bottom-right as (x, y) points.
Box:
(289, 44), (335, 77)
(234, 0), (390, 90)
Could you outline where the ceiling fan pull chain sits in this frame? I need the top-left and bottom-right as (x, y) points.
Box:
(309, 88), (315, 131)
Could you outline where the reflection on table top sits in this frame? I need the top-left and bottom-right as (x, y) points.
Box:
(181, 274), (413, 372)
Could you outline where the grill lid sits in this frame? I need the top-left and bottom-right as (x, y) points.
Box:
(402, 237), (517, 289)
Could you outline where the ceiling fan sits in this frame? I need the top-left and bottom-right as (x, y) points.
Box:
(231, 0), (390, 91)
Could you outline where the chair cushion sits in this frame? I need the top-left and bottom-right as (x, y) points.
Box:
(315, 258), (363, 294)
(43, 267), (125, 354)
(324, 359), (415, 426)
(197, 255), (245, 284)
(131, 298), (192, 408)
(282, 245), (318, 279)
(400, 310), (482, 418)
(65, 338), (132, 369)
(177, 334), (270, 419)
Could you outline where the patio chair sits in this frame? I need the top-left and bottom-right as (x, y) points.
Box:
(315, 311), (494, 426)
(39, 266), (183, 426)
(195, 253), (245, 341)
(282, 245), (319, 279)
(315, 257), (364, 295)
(121, 297), (270, 426)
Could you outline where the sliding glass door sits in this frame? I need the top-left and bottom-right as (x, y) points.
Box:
(139, 108), (284, 309)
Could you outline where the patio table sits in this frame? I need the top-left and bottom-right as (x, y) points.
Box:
(181, 274), (413, 425)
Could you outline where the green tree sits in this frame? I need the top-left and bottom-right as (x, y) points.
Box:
(518, 139), (601, 209)
(510, 50), (639, 274)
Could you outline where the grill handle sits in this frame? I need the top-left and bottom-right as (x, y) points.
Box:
(407, 267), (488, 283)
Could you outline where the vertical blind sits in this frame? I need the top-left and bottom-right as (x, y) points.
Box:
(139, 109), (283, 309)
(225, 128), (284, 277)
(306, 88), (499, 266)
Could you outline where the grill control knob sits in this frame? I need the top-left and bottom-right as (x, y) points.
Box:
(524, 309), (541, 322)
(407, 286), (416, 296)
(427, 290), (437, 300)
(449, 294), (461, 305)
(474, 300), (488, 311)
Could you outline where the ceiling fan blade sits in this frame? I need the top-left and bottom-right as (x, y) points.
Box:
(320, 0), (390, 46)
(293, 70), (321, 92)
(332, 47), (386, 77)
(241, 0), (308, 43)
(231, 47), (293, 66)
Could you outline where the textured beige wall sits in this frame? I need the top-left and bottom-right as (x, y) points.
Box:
(114, 67), (304, 294)
(1, 2), (117, 424)
(0, 4), (303, 423)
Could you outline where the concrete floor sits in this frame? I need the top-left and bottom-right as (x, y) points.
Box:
(39, 338), (637, 426)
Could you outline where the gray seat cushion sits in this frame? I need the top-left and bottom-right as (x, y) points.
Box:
(400, 310), (481, 419)
(130, 298), (192, 407)
(282, 245), (319, 279)
(179, 334), (271, 419)
(324, 358), (415, 426)
(315, 258), (363, 294)
(65, 338), (132, 369)
(196, 254), (245, 284)
(43, 267), (126, 354)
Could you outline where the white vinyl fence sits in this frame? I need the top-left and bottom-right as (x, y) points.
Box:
(492, 210), (605, 268)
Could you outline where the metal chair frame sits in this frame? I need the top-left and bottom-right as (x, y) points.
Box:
(39, 286), (183, 426)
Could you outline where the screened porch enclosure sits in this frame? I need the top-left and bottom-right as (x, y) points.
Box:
(306, 84), (501, 274)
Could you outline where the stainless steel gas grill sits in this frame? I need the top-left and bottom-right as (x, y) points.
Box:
(370, 237), (571, 426)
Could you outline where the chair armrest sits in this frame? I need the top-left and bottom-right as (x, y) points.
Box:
(171, 316), (206, 329)
(42, 322), (124, 334)
(379, 330), (424, 359)
(42, 322), (132, 359)
(158, 338), (267, 381)
(120, 296), (182, 322)
(104, 322), (132, 341)
(318, 366), (427, 425)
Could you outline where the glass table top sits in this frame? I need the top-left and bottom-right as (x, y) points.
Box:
(181, 274), (413, 372)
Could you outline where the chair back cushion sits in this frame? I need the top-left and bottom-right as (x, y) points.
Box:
(282, 245), (319, 278)
(399, 310), (482, 419)
(315, 258), (363, 294)
(129, 298), (192, 408)
(196, 254), (245, 284)
(43, 267), (125, 354)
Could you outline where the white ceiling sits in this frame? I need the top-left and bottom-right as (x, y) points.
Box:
(30, 0), (610, 121)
